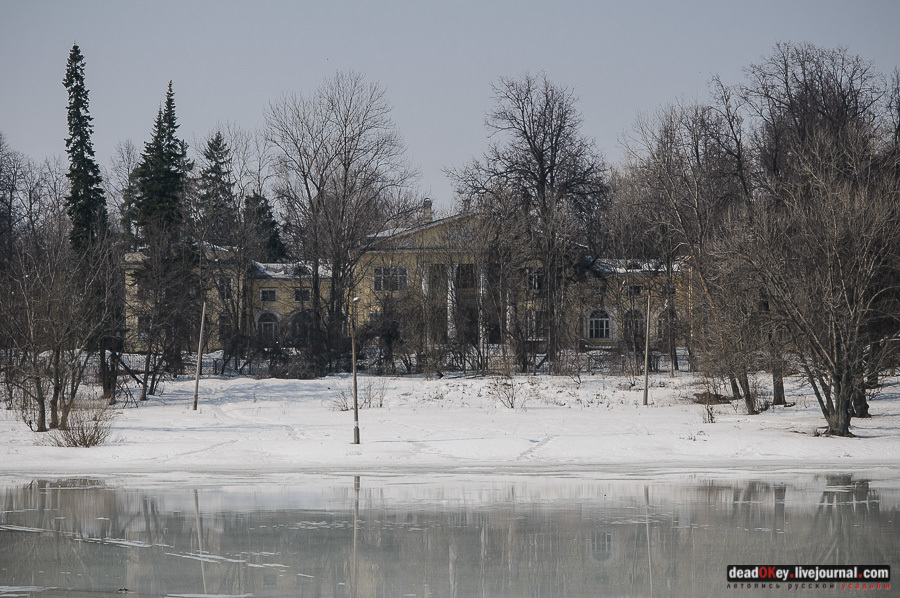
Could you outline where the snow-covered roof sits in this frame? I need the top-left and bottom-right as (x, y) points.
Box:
(588, 258), (686, 275)
(251, 261), (331, 279)
(365, 213), (475, 244)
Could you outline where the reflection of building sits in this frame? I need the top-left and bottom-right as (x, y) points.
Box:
(4, 477), (894, 597)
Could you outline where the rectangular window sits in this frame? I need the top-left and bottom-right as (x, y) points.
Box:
(457, 263), (476, 289)
(294, 287), (311, 303)
(525, 310), (547, 340)
(217, 315), (232, 340)
(260, 288), (277, 302)
(627, 284), (643, 298)
(217, 277), (233, 301)
(527, 268), (544, 291)
(589, 313), (611, 340)
(137, 316), (151, 341)
(133, 276), (149, 301)
(374, 267), (408, 292)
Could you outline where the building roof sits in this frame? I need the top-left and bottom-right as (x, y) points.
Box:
(251, 261), (332, 280)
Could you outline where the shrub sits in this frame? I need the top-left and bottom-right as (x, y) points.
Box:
(331, 378), (386, 411)
(491, 374), (519, 409)
(50, 401), (117, 448)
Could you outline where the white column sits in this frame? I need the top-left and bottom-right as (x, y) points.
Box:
(422, 263), (431, 346)
(478, 267), (486, 347)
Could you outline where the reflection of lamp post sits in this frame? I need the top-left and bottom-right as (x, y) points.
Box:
(351, 296), (361, 444)
(352, 475), (360, 598)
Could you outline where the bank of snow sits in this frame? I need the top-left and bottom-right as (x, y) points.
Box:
(2, 372), (898, 477)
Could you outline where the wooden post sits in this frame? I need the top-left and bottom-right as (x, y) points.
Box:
(193, 301), (206, 411)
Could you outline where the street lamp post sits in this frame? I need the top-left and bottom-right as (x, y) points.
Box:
(643, 286), (651, 406)
(351, 296), (360, 444)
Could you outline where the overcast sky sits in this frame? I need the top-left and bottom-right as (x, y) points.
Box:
(2, 0), (899, 209)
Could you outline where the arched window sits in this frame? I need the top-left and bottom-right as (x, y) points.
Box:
(257, 312), (279, 346)
(588, 310), (611, 340)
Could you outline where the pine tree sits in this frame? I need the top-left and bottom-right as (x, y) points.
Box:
(243, 192), (286, 262)
(196, 131), (236, 245)
(133, 81), (191, 237)
(63, 43), (107, 251)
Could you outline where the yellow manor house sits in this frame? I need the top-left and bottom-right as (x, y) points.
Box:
(124, 202), (684, 372)
(123, 248), (328, 356)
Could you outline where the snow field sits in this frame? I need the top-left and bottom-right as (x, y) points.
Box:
(2, 371), (898, 477)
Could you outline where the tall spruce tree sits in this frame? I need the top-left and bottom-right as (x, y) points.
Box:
(133, 81), (191, 236)
(243, 192), (286, 262)
(130, 82), (196, 388)
(196, 131), (237, 245)
(63, 43), (107, 251)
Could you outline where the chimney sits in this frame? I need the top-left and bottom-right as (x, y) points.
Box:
(423, 198), (433, 222)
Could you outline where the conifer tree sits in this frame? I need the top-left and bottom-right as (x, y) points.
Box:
(62, 43), (107, 251)
(243, 192), (286, 262)
(197, 131), (237, 245)
(133, 81), (191, 237)
(130, 82), (196, 387)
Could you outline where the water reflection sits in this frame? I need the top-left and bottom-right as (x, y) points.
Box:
(0, 473), (897, 597)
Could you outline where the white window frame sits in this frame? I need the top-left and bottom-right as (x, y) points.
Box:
(588, 310), (611, 340)
(374, 267), (408, 292)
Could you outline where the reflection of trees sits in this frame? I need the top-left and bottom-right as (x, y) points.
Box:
(806, 475), (888, 566)
(1, 476), (897, 597)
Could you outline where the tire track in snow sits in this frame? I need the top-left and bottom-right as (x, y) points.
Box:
(517, 436), (554, 460)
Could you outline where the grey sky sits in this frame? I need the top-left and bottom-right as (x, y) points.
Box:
(2, 0), (899, 208)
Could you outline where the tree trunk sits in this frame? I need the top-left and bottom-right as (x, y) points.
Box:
(59, 395), (74, 430)
(106, 347), (119, 406)
(100, 343), (118, 401)
(33, 381), (47, 432)
(729, 376), (741, 401)
(49, 389), (60, 429)
(825, 397), (853, 436)
(140, 351), (152, 401)
(772, 363), (786, 406)
(851, 379), (870, 418)
(738, 372), (757, 415)
(49, 348), (62, 429)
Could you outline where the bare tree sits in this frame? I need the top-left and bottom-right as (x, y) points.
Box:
(452, 73), (609, 370)
(0, 133), (26, 273)
(267, 71), (417, 370)
(734, 43), (900, 435)
(623, 100), (761, 413)
(0, 158), (120, 431)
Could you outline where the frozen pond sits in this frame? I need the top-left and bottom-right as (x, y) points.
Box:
(1, 472), (897, 597)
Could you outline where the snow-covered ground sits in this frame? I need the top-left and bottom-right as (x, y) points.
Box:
(2, 371), (898, 479)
